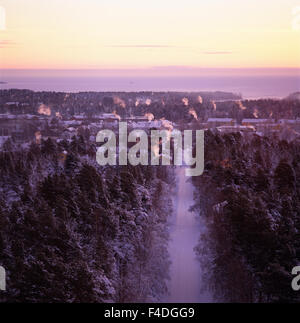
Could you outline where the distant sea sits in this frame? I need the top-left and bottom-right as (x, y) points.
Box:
(1, 70), (300, 99)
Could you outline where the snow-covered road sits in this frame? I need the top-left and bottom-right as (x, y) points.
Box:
(166, 167), (212, 303)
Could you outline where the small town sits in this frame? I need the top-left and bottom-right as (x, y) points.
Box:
(1, 90), (299, 148)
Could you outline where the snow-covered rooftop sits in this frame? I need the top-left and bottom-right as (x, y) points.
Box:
(207, 118), (235, 122)
(242, 119), (275, 123)
(278, 119), (299, 124)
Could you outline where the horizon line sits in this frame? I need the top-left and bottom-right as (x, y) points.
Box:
(1, 67), (300, 70)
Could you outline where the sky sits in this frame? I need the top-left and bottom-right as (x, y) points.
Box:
(0, 0), (300, 73)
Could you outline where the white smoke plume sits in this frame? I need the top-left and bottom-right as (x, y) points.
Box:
(38, 104), (51, 116)
(211, 100), (217, 111)
(253, 108), (259, 118)
(182, 98), (189, 106)
(189, 108), (198, 120)
(236, 100), (246, 110)
(151, 119), (173, 157)
(144, 113), (154, 121)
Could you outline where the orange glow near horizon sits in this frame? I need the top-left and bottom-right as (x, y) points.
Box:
(0, 0), (299, 71)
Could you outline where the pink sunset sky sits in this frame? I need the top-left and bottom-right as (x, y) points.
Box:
(0, 0), (299, 75)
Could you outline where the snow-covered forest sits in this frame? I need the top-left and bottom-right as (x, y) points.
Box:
(1, 128), (300, 303)
(192, 131), (300, 302)
(0, 136), (174, 302)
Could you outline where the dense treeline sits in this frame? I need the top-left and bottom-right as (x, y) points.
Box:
(0, 136), (174, 302)
(218, 98), (300, 119)
(0, 89), (239, 123)
(1, 90), (300, 124)
(192, 131), (300, 302)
